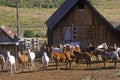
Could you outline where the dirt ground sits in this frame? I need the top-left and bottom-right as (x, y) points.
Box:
(1, 58), (120, 80)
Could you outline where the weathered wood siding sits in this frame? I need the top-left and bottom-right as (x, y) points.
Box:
(0, 27), (19, 58)
(51, 1), (120, 49)
(0, 29), (13, 42)
(0, 45), (18, 58)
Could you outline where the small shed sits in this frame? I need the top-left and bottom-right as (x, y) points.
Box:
(0, 25), (19, 58)
(46, 0), (120, 50)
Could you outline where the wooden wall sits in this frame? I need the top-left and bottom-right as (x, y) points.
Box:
(0, 45), (18, 58)
(0, 29), (13, 42)
(51, 1), (119, 49)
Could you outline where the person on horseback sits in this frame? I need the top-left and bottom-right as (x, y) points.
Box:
(87, 42), (95, 54)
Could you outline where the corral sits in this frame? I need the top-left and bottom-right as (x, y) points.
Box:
(0, 0), (120, 80)
(1, 58), (120, 80)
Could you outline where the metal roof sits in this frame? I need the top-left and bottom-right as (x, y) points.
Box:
(0, 25), (19, 42)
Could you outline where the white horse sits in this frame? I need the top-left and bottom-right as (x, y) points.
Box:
(27, 48), (36, 70)
(51, 44), (64, 53)
(6, 51), (16, 74)
(96, 43), (119, 68)
(0, 55), (5, 72)
(42, 52), (49, 72)
(52, 47), (64, 53)
(64, 42), (80, 48)
(97, 43), (108, 49)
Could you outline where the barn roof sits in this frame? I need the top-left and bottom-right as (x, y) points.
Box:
(46, 0), (114, 30)
(46, 0), (79, 30)
(0, 25), (19, 41)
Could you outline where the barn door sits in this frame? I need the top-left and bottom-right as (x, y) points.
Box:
(63, 26), (78, 43)
(63, 27), (72, 43)
(78, 26), (95, 50)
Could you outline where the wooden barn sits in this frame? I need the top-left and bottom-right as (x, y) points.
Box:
(46, 0), (120, 50)
(0, 25), (19, 58)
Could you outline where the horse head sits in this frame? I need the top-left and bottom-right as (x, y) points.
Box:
(7, 51), (11, 57)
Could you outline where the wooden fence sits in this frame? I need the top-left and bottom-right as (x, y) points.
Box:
(19, 38), (46, 51)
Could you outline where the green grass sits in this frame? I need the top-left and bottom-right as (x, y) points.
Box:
(0, 6), (56, 37)
(90, 0), (120, 27)
(0, 0), (120, 37)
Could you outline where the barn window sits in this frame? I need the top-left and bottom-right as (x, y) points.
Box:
(78, 2), (84, 9)
(72, 24), (77, 41)
(73, 36), (77, 40)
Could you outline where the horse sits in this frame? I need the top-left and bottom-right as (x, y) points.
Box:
(41, 52), (49, 72)
(18, 51), (28, 71)
(72, 50), (92, 69)
(51, 43), (65, 53)
(113, 44), (120, 56)
(87, 43), (109, 62)
(6, 51), (16, 75)
(51, 46), (64, 53)
(27, 48), (36, 70)
(0, 55), (5, 72)
(51, 48), (74, 70)
(95, 43), (118, 68)
(97, 43), (108, 49)
(101, 49), (119, 68)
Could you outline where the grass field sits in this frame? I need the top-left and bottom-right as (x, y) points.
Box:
(0, 0), (120, 37)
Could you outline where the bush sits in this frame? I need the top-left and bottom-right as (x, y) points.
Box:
(24, 30), (35, 38)
(35, 31), (47, 38)
(0, 0), (64, 8)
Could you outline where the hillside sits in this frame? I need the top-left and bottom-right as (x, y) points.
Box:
(0, 0), (120, 37)
(90, 0), (120, 27)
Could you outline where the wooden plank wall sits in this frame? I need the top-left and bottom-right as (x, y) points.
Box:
(0, 29), (13, 42)
(0, 45), (18, 58)
(52, 1), (119, 49)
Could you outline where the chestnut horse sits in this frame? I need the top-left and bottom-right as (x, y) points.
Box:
(51, 48), (74, 70)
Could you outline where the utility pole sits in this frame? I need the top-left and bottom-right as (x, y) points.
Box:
(16, 0), (19, 37)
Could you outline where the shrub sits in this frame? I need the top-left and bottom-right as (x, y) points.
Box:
(35, 31), (47, 38)
(24, 30), (35, 38)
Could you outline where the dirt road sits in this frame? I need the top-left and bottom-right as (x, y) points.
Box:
(1, 59), (120, 80)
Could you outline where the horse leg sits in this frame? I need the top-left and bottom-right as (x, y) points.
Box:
(88, 58), (91, 69)
(45, 65), (48, 72)
(69, 61), (72, 69)
(1, 65), (4, 72)
(31, 62), (34, 70)
(10, 64), (12, 75)
(14, 63), (17, 73)
(96, 55), (99, 62)
(103, 59), (106, 67)
(66, 60), (68, 69)
(114, 61), (117, 69)
(86, 59), (88, 69)
(26, 62), (28, 70)
(113, 58), (117, 69)
(55, 60), (58, 70)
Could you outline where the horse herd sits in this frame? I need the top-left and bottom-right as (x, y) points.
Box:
(0, 48), (36, 75)
(0, 42), (120, 75)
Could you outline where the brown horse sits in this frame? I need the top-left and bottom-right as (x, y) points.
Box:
(0, 55), (5, 72)
(51, 48), (73, 70)
(18, 51), (28, 71)
(73, 51), (92, 69)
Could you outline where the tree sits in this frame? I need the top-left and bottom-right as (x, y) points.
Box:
(24, 30), (35, 38)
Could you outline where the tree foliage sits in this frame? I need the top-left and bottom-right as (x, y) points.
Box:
(24, 30), (35, 38)
(0, 0), (64, 8)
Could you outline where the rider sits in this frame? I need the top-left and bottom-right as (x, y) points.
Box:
(87, 42), (95, 54)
